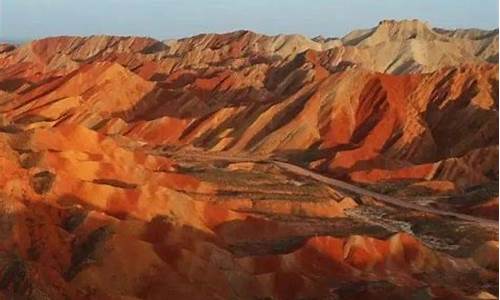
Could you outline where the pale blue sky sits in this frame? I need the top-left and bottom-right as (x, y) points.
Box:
(1, 0), (498, 40)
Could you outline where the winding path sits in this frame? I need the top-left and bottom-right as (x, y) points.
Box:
(166, 150), (498, 229)
(270, 160), (498, 228)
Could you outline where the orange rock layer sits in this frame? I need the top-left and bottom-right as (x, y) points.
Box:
(0, 19), (497, 299)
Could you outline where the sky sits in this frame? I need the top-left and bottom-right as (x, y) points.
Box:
(1, 0), (498, 41)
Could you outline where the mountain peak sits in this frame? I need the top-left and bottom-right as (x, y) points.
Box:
(352, 19), (443, 47)
(376, 19), (434, 36)
(377, 18), (430, 27)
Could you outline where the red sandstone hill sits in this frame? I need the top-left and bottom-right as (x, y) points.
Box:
(0, 20), (498, 299)
(1, 43), (496, 191)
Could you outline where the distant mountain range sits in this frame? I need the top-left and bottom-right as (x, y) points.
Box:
(2, 19), (497, 73)
(0, 19), (498, 299)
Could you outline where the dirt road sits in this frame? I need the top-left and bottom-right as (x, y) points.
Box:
(270, 161), (498, 228)
(163, 149), (498, 228)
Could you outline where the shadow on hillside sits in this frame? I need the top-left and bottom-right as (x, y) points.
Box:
(112, 47), (321, 122)
(0, 195), (497, 299)
(0, 79), (27, 92)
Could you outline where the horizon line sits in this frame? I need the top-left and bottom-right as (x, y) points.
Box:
(2, 18), (499, 43)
